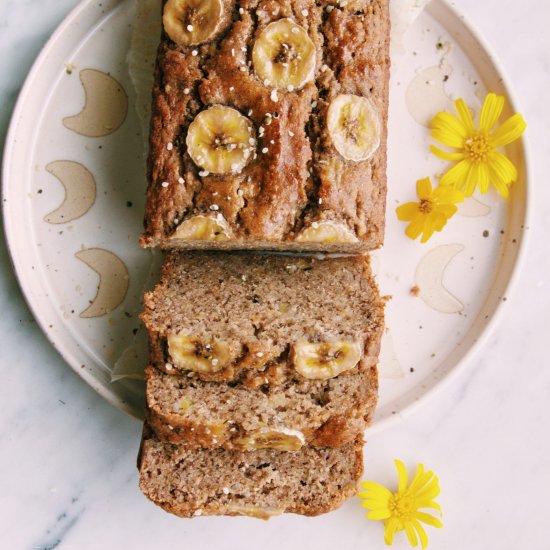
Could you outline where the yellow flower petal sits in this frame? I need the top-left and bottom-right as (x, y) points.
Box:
(412, 519), (430, 550)
(419, 230), (435, 244)
(408, 464), (426, 493)
(479, 93), (505, 132)
(461, 163), (478, 197)
(438, 159), (470, 190)
(405, 217), (426, 241)
(357, 489), (387, 500)
(489, 150), (518, 185)
(396, 202), (420, 221)
(490, 113), (527, 147)
(431, 111), (468, 138)
(416, 177), (432, 200)
(454, 98), (474, 132)
(395, 459), (409, 493)
(432, 186), (464, 204)
(487, 157), (513, 198)
(421, 500), (442, 513)
(413, 470), (438, 494)
(405, 522), (419, 547)
(434, 204), (456, 220)
(360, 498), (390, 509)
(412, 472), (439, 500)
(432, 212), (449, 232)
(360, 481), (393, 499)
(430, 145), (465, 161)
(478, 162), (490, 193)
(431, 112), (468, 148)
(367, 508), (392, 520)
(419, 218), (436, 243)
(488, 169), (510, 198)
(415, 479), (441, 502)
(384, 518), (400, 546)
(431, 129), (463, 149)
(415, 511), (444, 528)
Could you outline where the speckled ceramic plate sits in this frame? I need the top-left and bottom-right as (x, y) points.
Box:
(2, 0), (529, 427)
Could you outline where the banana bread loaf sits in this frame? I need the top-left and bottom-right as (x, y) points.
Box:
(145, 363), (378, 449)
(141, 0), (390, 252)
(138, 425), (364, 518)
(140, 252), (385, 385)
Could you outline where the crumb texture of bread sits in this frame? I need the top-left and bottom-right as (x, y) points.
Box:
(139, 427), (364, 518)
(141, 252), (385, 383)
(145, 364), (378, 448)
(142, 0), (390, 251)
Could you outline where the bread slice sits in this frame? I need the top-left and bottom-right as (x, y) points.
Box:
(138, 426), (363, 518)
(141, 0), (389, 252)
(145, 363), (377, 449)
(141, 252), (384, 385)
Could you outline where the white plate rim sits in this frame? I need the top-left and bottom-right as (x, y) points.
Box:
(2, 0), (144, 417)
(1, 0), (531, 428)
(369, 0), (532, 434)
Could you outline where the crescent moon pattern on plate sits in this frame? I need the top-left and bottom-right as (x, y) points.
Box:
(457, 197), (491, 217)
(63, 69), (128, 137)
(405, 65), (454, 127)
(378, 329), (405, 379)
(44, 160), (97, 224)
(415, 244), (465, 314)
(75, 248), (129, 318)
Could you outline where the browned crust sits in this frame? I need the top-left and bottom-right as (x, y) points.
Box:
(141, 0), (390, 251)
(138, 428), (364, 518)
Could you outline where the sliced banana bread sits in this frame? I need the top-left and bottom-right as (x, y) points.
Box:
(138, 425), (363, 518)
(141, 0), (390, 252)
(145, 363), (377, 449)
(141, 252), (384, 385)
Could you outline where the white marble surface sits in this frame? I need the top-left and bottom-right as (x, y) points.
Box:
(1, 1), (549, 548)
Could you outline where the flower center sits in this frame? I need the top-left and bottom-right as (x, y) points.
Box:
(464, 131), (490, 163)
(389, 493), (415, 521)
(419, 199), (433, 214)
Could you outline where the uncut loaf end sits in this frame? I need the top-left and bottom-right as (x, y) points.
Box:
(138, 426), (364, 518)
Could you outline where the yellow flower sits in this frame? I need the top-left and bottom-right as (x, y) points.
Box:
(396, 177), (463, 243)
(430, 93), (526, 198)
(358, 460), (443, 549)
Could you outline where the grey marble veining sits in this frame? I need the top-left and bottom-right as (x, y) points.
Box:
(1, 0), (549, 548)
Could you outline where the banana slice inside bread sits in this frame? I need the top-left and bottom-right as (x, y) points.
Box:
(141, 252), (385, 385)
(145, 364), (378, 449)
